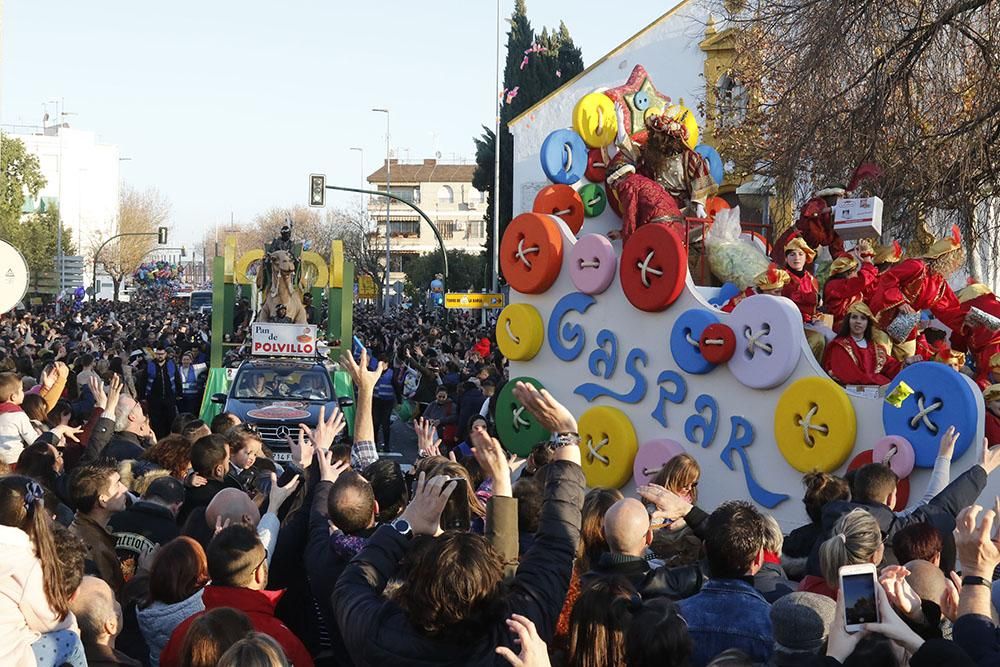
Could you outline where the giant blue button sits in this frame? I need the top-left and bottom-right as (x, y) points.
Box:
(540, 129), (588, 185)
(670, 309), (720, 375)
(882, 362), (979, 467)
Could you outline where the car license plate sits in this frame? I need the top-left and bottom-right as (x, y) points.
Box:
(272, 452), (292, 463)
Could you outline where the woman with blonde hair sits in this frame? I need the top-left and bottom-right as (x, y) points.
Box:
(799, 509), (883, 599)
(649, 454), (703, 566)
(217, 633), (289, 667)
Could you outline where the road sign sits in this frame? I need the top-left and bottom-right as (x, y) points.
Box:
(445, 292), (505, 310)
(357, 275), (377, 299)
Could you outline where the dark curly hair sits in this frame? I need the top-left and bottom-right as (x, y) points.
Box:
(395, 532), (505, 643)
(141, 435), (193, 478)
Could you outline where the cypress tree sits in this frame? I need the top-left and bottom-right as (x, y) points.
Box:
(473, 1), (584, 286)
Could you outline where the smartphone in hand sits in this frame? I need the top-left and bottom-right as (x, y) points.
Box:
(839, 563), (880, 633)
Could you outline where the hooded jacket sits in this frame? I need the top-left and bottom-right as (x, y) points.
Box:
(135, 589), (204, 666)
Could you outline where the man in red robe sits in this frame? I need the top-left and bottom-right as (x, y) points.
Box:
(951, 283), (1000, 388)
(823, 254), (878, 330)
(869, 227), (965, 358)
(771, 186), (846, 265)
(823, 302), (901, 385)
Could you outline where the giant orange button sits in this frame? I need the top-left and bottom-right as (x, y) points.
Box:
(533, 185), (584, 235)
(499, 213), (564, 295)
(619, 223), (687, 312)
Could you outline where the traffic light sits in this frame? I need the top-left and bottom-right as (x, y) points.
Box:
(158, 227), (168, 244)
(181, 246), (187, 257)
(309, 174), (326, 207)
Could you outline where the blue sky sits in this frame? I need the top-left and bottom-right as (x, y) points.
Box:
(2, 1), (680, 244)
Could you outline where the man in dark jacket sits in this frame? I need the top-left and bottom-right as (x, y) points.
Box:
(583, 497), (703, 600)
(102, 396), (152, 463)
(137, 345), (182, 438)
(107, 476), (183, 581)
(334, 382), (585, 665)
(456, 380), (486, 441)
(178, 434), (241, 524)
(305, 461), (369, 664)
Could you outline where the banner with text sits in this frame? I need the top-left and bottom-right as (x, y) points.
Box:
(251, 323), (317, 357)
(445, 293), (505, 310)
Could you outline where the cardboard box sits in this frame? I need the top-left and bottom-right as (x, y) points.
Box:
(834, 197), (883, 240)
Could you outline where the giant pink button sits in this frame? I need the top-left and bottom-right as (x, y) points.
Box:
(874, 435), (916, 479)
(633, 438), (686, 486)
(569, 233), (617, 295)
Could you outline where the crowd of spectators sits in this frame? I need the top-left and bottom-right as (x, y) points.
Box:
(2, 297), (1000, 667)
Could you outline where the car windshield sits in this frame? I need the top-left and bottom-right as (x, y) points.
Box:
(190, 292), (212, 310)
(233, 368), (331, 400)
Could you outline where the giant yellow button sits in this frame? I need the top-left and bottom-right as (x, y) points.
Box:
(774, 376), (857, 473)
(572, 93), (617, 149)
(664, 104), (699, 150)
(496, 304), (544, 361)
(579, 406), (638, 488)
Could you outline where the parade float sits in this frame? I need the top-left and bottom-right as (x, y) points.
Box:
(197, 234), (356, 429)
(498, 58), (989, 530)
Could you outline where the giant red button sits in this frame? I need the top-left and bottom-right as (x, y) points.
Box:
(619, 223), (687, 312)
(699, 323), (736, 364)
(499, 213), (564, 295)
(585, 148), (608, 183)
(533, 185), (584, 235)
(847, 450), (910, 511)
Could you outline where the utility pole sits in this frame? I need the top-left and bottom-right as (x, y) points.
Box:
(491, 0), (504, 293)
(372, 108), (390, 313)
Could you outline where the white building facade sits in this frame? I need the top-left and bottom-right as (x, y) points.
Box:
(9, 125), (121, 294)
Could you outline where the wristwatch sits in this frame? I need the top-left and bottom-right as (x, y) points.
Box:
(962, 574), (992, 588)
(390, 517), (414, 540)
(550, 432), (581, 448)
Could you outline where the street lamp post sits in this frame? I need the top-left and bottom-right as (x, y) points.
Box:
(372, 108), (390, 313)
(492, 0), (504, 294)
(349, 147), (364, 221)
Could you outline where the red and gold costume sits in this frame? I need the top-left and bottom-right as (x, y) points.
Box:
(781, 237), (820, 323)
(823, 255), (878, 329)
(914, 332), (947, 361)
(869, 230), (965, 348)
(771, 187), (846, 264)
(949, 285), (1000, 388)
(822, 303), (900, 385)
(607, 114), (713, 242)
(721, 264), (789, 313)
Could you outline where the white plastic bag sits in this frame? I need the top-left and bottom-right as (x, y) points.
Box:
(704, 206), (771, 289)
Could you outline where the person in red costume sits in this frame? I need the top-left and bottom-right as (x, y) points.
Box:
(932, 347), (966, 372)
(607, 113), (714, 241)
(869, 226), (965, 359)
(823, 302), (901, 385)
(781, 236), (821, 323)
(985, 385), (1000, 446)
(951, 282), (1000, 389)
(872, 240), (904, 272)
(771, 186), (846, 266)
(823, 254), (878, 330)
(721, 264), (789, 313)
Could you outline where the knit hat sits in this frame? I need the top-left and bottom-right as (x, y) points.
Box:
(873, 240), (903, 265)
(784, 236), (817, 263)
(754, 264), (791, 291)
(829, 255), (859, 277)
(472, 338), (491, 358)
(770, 592), (836, 654)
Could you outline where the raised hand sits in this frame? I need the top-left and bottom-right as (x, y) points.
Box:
(954, 503), (1000, 577)
(637, 483), (692, 521)
(939, 425), (958, 460)
(89, 375), (108, 410)
(979, 436), (1000, 474)
(317, 449), (350, 484)
(289, 430), (316, 469)
(339, 348), (386, 394)
(879, 565), (923, 623)
(105, 374), (124, 416)
(415, 417), (442, 458)
(300, 404), (345, 452)
(495, 614), (551, 667)
(398, 472), (456, 537)
(941, 571), (962, 622)
(511, 382), (577, 434)
(267, 472), (301, 514)
(470, 428), (512, 497)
